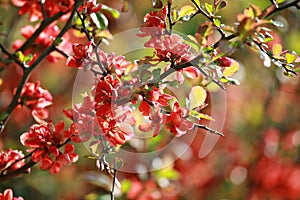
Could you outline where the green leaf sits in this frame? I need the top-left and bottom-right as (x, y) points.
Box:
(53, 37), (63, 46)
(223, 61), (240, 77)
(213, 18), (221, 27)
(101, 5), (120, 19)
(23, 54), (33, 63)
(264, 37), (273, 43)
(194, 0), (201, 7)
(188, 86), (207, 109)
(152, 68), (161, 81)
(178, 5), (196, 21)
(0, 112), (9, 121)
(286, 53), (297, 64)
(121, 179), (132, 193)
(91, 13), (108, 30)
(141, 70), (152, 82)
(205, 3), (214, 15)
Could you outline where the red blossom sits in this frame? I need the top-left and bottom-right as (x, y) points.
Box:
(78, 0), (102, 14)
(97, 49), (133, 77)
(18, 81), (52, 123)
(94, 76), (135, 146)
(165, 101), (194, 136)
(0, 149), (26, 173)
(139, 108), (165, 137)
(66, 42), (93, 68)
(13, 23), (71, 63)
(138, 7), (167, 37)
(11, 0), (74, 22)
(217, 56), (235, 67)
(20, 121), (78, 174)
(0, 189), (24, 200)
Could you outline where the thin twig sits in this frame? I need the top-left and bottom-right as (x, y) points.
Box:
(265, 0), (300, 18)
(17, 11), (67, 52)
(111, 161), (117, 200)
(40, 0), (48, 20)
(0, 43), (27, 69)
(76, 10), (93, 42)
(190, 0), (226, 38)
(195, 124), (224, 136)
(54, 47), (69, 58)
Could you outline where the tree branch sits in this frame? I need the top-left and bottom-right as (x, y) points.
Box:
(0, 0), (83, 134)
(0, 43), (27, 69)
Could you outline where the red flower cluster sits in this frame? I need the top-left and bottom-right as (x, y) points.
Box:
(63, 94), (97, 143)
(145, 34), (192, 64)
(18, 81), (53, 123)
(0, 189), (24, 200)
(138, 7), (167, 37)
(11, 0), (74, 22)
(13, 23), (71, 63)
(20, 121), (78, 174)
(94, 76), (135, 146)
(97, 50), (132, 77)
(138, 85), (173, 117)
(0, 149), (26, 173)
(137, 86), (194, 137)
(165, 101), (194, 136)
(146, 34), (199, 82)
(249, 156), (300, 200)
(126, 178), (178, 200)
(66, 42), (93, 68)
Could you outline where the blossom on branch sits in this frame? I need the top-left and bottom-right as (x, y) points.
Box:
(18, 81), (53, 123)
(165, 101), (194, 136)
(78, 0), (102, 14)
(0, 149), (26, 174)
(11, 0), (74, 22)
(20, 121), (78, 174)
(138, 7), (167, 37)
(66, 42), (93, 68)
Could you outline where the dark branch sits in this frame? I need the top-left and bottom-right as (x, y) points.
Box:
(195, 124), (224, 136)
(0, 43), (27, 69)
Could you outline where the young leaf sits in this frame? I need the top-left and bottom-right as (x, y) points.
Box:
(205, 3), (214, 15)
(90, 13), (108, 30)
(286, 53), (297, 64)
(194, 0), (201, 7)
(190, 110), (214, 121)
(189, 86), (207, 109)
(178, 5), (196, 21)
(213, 18), (221, 27)
(223, 61), (240, 77)
(101, 5), (120, 19)
(272, 43), (282, 56)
